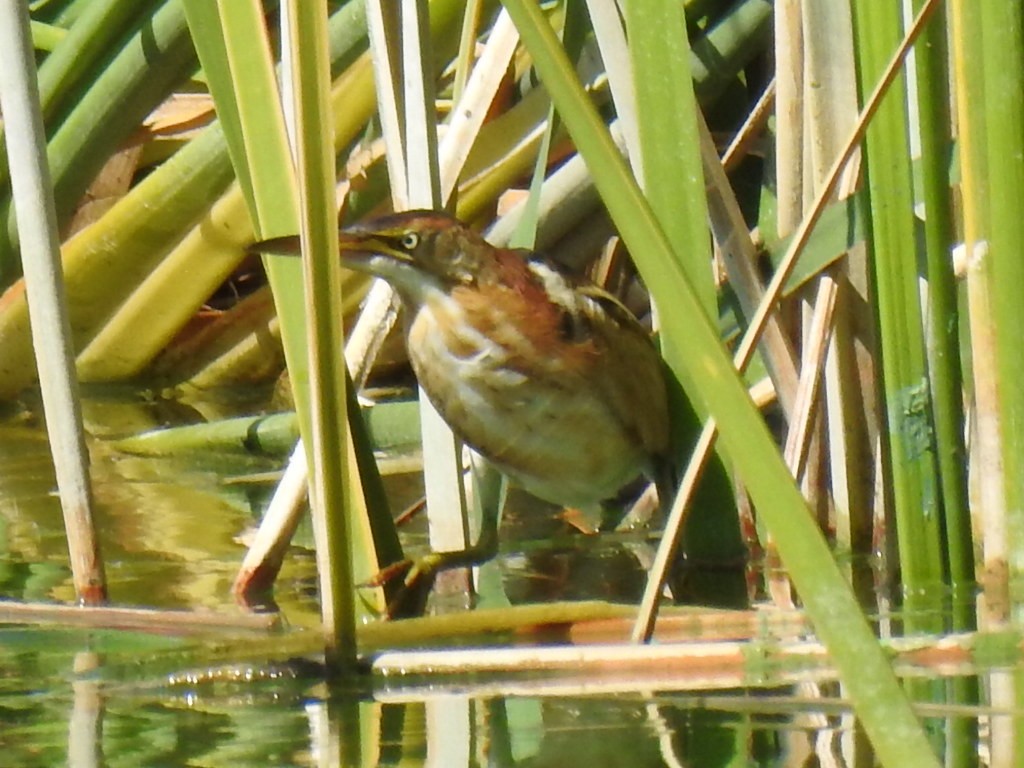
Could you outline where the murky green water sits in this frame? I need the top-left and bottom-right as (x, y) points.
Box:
(0, 389), (998, 766)
(2, 639), (905, 767)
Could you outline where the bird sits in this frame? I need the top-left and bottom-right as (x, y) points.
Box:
(253, 210), (672, 602)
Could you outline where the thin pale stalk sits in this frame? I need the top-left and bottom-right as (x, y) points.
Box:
(783, 276), (838, 484)
(801, 0), (867, 559)
(979, 0), (1024, 624)
(986, 670), (1020, 767)
(823, 249), (877, 552)
(450, 0), (484, 102)
(366, 2), (409, 209)
(399, 0), (442, 209)
(437, 10), (519, 202)
(773, 0), (803, 236)
(585, 0), (642, 182)
(722, 79), (775, 172)
(949, 0), (1000, 627)
(0, 0), (105, 604)
(367, 0), (469, 594)
(233, 442), (309, 601)
(802, 0), (858, 190)
(698, 111), (799, 419)
(403, 0), (468, 586)
(345, 280), (401, 390)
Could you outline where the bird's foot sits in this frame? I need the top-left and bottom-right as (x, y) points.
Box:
(362, 545), (497, 618)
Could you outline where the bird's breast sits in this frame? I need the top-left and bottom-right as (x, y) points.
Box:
(406, 291), (526, 394)
(403, 291), (652, 507)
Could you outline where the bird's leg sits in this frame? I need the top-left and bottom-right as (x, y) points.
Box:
(369, 468), (506, 617)
(398, 501), (500, 585)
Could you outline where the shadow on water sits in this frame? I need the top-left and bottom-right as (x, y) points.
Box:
(0, 390), (1002, 765)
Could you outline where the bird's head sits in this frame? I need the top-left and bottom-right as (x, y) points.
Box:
(251, 210), (501, 306)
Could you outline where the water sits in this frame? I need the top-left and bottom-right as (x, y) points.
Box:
(0, 389), (1001, 766)
(0, 653), (888, 766)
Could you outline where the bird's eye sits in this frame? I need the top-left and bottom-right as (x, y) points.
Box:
(401, 232), (419, 251)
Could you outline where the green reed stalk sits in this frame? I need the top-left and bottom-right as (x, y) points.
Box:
(182, 0), (391, 644)
(912, 1), (973, 629)
(620, 0), (744, 576)
(850, 0), (944, 632)
(283, 0), (359, 668)
(0, 0), (195, 281)
(916, 4), (980, 748)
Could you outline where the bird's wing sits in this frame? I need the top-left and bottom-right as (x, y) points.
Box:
(577, 286), (671, 462)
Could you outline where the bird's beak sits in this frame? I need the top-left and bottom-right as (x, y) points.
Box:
(248, 232), (381, 259)
(338, 230), (413, 266)
(337, 230), (374, 255)
(249, 230), (408, 268)
(247, 234), (302, 257)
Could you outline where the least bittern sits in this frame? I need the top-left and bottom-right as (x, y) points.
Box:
(254, 211), (672, 603)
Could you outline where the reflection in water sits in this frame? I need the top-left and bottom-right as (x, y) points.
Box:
(68, 652), (102, 768)
(0, 618), (1001, 766)
(0, 395), (1002, 765)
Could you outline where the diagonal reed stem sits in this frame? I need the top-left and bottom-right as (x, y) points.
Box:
(632, 0), (942, 643)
